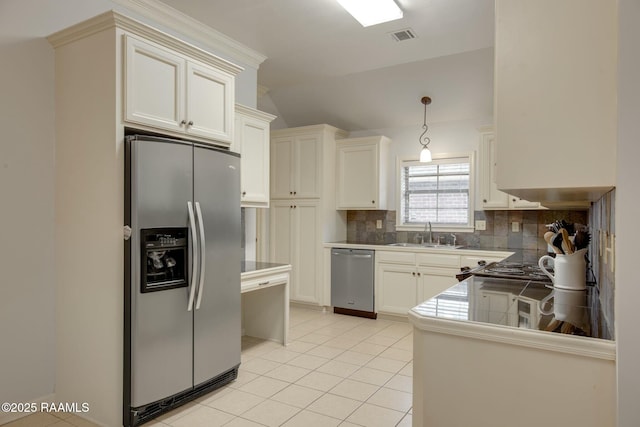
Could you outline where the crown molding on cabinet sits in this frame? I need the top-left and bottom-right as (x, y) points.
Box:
(112, 0), (267, 68)
(271, 124), (349, 140)
(236, 104), (277, 123)
(47, 10), (244, 76)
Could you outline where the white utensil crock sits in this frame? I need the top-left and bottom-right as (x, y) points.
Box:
(538, 248), (587, 290)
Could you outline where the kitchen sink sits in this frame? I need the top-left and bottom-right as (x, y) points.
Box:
(387, 243), (464, 249)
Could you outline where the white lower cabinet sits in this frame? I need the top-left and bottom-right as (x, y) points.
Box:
(376, 251), (460, 316)
(377, 263), (419, 315)
(270, 199), (321, 304)
(418, 267), (460, 303)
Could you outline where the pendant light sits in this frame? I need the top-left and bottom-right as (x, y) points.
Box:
(419, 96), (432, 163)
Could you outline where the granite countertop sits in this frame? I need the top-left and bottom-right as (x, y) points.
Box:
(241, 261), (290, 274)
(412, 275), (613, 341)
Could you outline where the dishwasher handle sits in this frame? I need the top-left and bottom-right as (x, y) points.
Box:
(332, 249), (374, 258)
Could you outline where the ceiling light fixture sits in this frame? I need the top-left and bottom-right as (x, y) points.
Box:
(419, 96), (432, 163)
(336, 0), (403, 27)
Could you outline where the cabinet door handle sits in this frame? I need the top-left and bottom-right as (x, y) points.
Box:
(180, 120), (187, 126)
(483, 199), (487, 203)
(372, 200), (375, 204)
(290, 191), (293, 195)
(417, 272), (421, 277)
(412, 272), (416, 276)
(294, 191), (297, 195)
(188, 120), (194, 126)
(258, 281), (270, 286)
(242, 191), (246, 196)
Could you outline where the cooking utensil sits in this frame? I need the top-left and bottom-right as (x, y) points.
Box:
(552, 232), (565, 255)
(544, 231), (562, 254)
(573, 228), (591, 251)
(560, 228), (574, 254)
(547, 220), (575, 235)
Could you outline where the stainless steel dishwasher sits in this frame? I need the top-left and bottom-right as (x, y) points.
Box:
(331, 248), (376, 319)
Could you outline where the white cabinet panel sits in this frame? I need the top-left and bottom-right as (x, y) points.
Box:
(376, 250), (459, 315)
(478, 130), (545, 210)
(124, 35), (235, 145)
(494, 0), (616, 202)
(418, 267), (459, 303)
(295, 201), (320, 303)
(234, 105), (275, 208)
(271, 137), (294, 199)
(125, 36), (185, 132)
(294, 135), (322, 198)
(270, 200), (321, 304)
(186, 62), (233, 142)
(336, 136), (390, 210)
(270, 125), (347, 307)
(376, 264), (418, 315)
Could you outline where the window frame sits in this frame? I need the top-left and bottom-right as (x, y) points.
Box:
(395, 152), (475, 232)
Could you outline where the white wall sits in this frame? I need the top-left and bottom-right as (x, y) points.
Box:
(615, 1), (640, 425)
(348, 118), (492, 213)
(0, 1), (262, 424)
(0, 36), (56, 417)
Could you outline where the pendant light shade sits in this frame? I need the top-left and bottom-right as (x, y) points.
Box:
(418, 96), (433, 163)
(420, 146), (432, 163)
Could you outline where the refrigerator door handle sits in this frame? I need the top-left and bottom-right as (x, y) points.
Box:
(187, 201), (199, 311)
(194, 201), (206, 310)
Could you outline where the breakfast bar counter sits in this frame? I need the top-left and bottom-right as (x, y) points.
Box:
(409, 276), (616, 427)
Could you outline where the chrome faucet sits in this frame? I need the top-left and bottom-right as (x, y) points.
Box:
(423, 221), (432, 244)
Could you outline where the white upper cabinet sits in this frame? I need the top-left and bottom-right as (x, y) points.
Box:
(233, 105), (275, 208)
(479, 130), (545, 210)
(271, 133), (322, 199)
(124, 35), (237, 145)
(335, 136), (390, 210)
(494, 0), (616, 204)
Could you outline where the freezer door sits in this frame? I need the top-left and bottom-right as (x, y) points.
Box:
(192, 145), (241, 386)
(128, 137), (194, 407)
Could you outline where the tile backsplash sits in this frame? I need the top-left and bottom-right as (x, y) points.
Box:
(346, 209), (588, 264)
(589, 190), (615, 338)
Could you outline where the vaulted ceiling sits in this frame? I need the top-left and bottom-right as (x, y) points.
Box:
(158, 0), (495, 131)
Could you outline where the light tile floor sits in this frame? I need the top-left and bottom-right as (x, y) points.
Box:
(4, 307), (413, 427)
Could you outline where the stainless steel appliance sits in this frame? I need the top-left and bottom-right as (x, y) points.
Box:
(331, 248), (376, 319)
(124, 135), (241, 426)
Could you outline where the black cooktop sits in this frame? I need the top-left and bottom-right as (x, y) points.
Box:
(472, 261), (553, 283)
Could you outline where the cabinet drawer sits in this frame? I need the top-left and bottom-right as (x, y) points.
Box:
(416, 253), (460, 268)
(377, 251), (416, 265)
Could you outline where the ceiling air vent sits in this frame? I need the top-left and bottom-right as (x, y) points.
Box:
(390, 28), (417, 42)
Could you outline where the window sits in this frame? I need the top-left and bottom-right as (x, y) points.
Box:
(397, 154), (473, 231)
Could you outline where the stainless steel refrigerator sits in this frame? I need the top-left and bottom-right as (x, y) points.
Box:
(124, 135), (241, 426)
